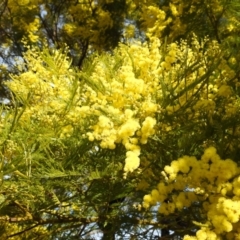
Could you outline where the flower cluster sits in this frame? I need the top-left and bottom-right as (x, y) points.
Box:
(139, 117), (156, 144)
(81, 40), (163, 175)
(7, 34), (240, 179)
(7, 40), (161, 176)
(143, 147), (240, 239)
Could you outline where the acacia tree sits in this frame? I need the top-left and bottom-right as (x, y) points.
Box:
(1, 0), (240, 239)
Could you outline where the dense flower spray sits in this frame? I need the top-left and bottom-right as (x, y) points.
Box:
(143, 147), (240, 239)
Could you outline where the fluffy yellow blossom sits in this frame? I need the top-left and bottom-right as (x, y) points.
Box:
(97, 9), (113, 30)
(143, 147), (240, 239)
(63, 23), (77, 35)
(118, 118), (140, 140)
(124, 150), (140, 175)
(124, 24), (135, 38)
(196, 229), (208, 240)
(201, 146), (218, 163)
(233, 177), (240, 196)
(169, 3), (178, 16)
(141, 102), (158, 115)
(183, 236), (197, 240)
(27, 18), (40, 42)
(18, 0), (30, 5)
(140, 117), (156, 144)
(217, 85), (232, 97)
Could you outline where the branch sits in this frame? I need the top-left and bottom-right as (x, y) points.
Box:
(7, 223), (39, 238)
(0, 214), (99, 225)
(38, 14), (56, 46)
(78, 40), (89, 69)
(205, 6), (223, 43)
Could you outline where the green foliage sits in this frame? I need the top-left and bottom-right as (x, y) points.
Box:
(1, 0), (240, 239)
